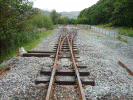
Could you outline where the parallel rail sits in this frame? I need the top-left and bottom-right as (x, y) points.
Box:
(45, 34), (63, 100)
(45, 28), (86, 100)
(23, 27), (95, 100)
(67, 31), (86, 100)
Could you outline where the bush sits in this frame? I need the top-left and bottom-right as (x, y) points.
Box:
(76, 18), (89, 24)
(0, 0), (54, 63)
(31, 12), (53, 29)
(68, 18), (76, 24)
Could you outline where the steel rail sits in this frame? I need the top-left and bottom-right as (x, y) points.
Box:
(59, 30), (75, 53)
(45, 29), (73, 100)
(67, 30), (86, 100)
(45, 34), (63, 100)
(45, 28), (85, 100)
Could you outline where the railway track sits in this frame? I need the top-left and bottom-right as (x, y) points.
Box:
(23, 27), (95, 100)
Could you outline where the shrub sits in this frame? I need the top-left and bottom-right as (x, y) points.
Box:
(31, 12), (53, 29)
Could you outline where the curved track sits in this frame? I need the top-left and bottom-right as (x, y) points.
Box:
(24, 27), (95, 100)
(45, 27), (86, 100)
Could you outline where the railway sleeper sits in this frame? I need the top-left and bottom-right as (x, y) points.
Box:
(23, 53), (53, 57)
(76, 65), (87, 68)
(35, 76), (50, 84)
(55, 76), (95, 86)
(53, 49), (79, 53)
(40, 69), (90, 76)
(54, 45), (76, 47)
(50, 55), (80, 58)
(80, 77), (95, 86)
(35, 76), (95, 86)
(53, 48), (78, 51)
(55, 44), (77, 46)
(53, 47), (78, 49)
(27, 50), (55, 53)
(55, 76), (76, 85)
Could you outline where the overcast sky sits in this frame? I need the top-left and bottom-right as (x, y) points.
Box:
(33, 0), (99, 12)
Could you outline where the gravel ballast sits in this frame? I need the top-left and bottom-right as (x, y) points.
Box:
(76, 29), (133, 100)
(0, 27), (133, 100)
(0, 29), (60, 100)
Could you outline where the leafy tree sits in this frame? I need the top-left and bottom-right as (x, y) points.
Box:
(0, 0), (53, 62)
(77, 0), (133, 27)
(68, 18), (76, 24)
(58, 17), (77, 25)
(110, 0), (133, 26)
(50, 10), (61, 25)
(31, 12), (53, 28)
(58, 17), (69, 24)
(76, 18), (89, 24)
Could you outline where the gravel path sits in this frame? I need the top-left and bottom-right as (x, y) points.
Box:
(76, 29), (133, 100)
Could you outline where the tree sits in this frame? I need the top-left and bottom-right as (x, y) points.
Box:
(31, 12), (53, 28)
(77, 0), (133, 27)
(76, 18), (89, 24)
(68, 18), (76, 24)
(50, 10), (61, 25)
(59, 17), (69, 24)
(0, 0), (47, 61)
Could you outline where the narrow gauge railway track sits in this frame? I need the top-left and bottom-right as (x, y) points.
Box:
(23, 27), (95, 100)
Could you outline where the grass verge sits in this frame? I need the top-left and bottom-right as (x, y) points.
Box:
(93, 24), (133, 37)
(72, 25), (77, 27)
(116, 36), (128, 43)
(0, 65), (3, 70)
(0, 29), (53, 63)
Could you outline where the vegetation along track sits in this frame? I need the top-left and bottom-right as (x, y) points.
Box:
(23, 27), (95, 100)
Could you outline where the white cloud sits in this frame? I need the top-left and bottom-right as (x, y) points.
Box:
(33, 0), (99, 12)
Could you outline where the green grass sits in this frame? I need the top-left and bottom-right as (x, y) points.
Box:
(0, 29), (53, 63)
(23, 30), (53, 51)
(0, 65), (3, 70)
(97, 35), (103, 37)
(72, 25), (77, 27)
(116, 36), (128, 43)
(93, 24), (133, 37)
(117, 28), (133, 37)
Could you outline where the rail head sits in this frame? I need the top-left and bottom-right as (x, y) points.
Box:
(67, 32), (86, 100)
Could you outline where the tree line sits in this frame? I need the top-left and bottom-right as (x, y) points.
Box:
(0, 0), (53, 61)
(0, 0), (78, 62)
(77, 0), (133, 27)
(50, 10), (77, 25)
(3, 0), (132, 62)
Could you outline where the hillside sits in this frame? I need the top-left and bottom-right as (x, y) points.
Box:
(40, 9), (80, 19)
(77, 0), (133, 27)
(60, 11), (80, 19)
(40, 9), (50, 16)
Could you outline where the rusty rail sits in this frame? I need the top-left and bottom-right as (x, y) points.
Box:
(45, 29), (73, 100)
(45, 35), (62, 100)
(67, 30), (86, 100)
(59, 30), (75, 54)
(118, 61), (133, 76)
(45, 28), (86, 100)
